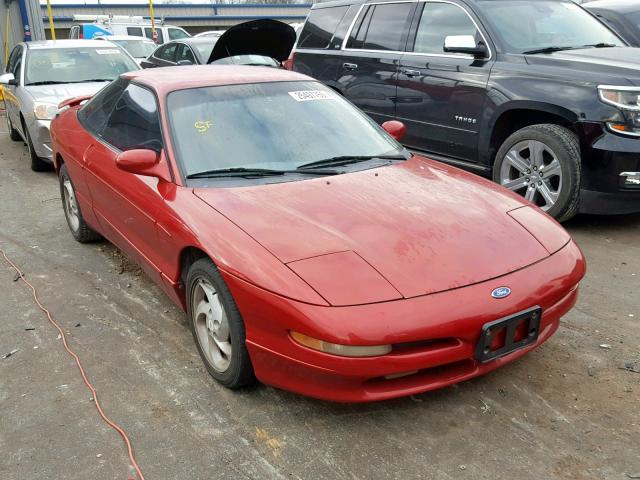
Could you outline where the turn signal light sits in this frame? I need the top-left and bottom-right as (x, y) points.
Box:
(290, 331), (392, 357)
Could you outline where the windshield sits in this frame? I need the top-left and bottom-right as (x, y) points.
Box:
(167, 81), (404, 178)
(478, 0), (623, 54)
(211, 55), (279, 66)
(25, 47), (138, 85)
(111, 39), (156, 58)
(193, 42), (217, 62)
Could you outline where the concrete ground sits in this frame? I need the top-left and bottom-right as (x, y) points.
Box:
(0, 115), (638, 480)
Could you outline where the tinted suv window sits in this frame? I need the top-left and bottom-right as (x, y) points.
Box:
(101, 84), (163, 151)
(298, 6), (349, 49)
(78, 78), (128, 135)
(127, 26), (143, 36)
(347, 3), (414, 51)
(413, 2), (479, 54)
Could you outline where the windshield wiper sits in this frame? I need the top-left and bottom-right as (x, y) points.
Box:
(186, 167), (340, 179)
(522, 46), (578, 55)
(297, 154), (407, 170)
(69, 78), (113, 83)
(583, 42), (617, 48)
(26, 80), (67, 86)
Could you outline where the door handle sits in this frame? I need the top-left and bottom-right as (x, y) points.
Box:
(343, 62), (358, 71)
(401, 69), (422, 78)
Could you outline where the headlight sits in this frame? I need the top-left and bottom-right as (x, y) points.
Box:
(290, 331), (392, 357)
(33, 102), (59, 120)
(598, 85), (640, 137)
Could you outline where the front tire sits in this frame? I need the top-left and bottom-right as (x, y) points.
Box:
(186, 258), (255, 389)
(493, 124), (581, 222)
(7, 114), (21, 141)
(59, 164), (101, 243)
(22, 121), (51, 172)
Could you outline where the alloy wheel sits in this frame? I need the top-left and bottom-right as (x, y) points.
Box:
(499, 140), (563, 212)
(191, 278), (232, 373)
(62, 178), (80, 232)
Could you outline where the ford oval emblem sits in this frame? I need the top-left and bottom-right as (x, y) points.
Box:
(491, 287), (511, 299)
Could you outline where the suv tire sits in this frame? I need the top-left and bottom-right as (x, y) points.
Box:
(493, 124), (580, 222)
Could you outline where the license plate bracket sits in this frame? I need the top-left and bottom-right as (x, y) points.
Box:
(475, 306), (542, 363)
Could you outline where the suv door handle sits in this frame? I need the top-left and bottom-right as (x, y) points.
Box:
(343, 62), (358, 71)
(401, 68), (422, 78)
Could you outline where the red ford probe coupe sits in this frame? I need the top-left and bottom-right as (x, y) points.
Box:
(51, 66), (586, 402)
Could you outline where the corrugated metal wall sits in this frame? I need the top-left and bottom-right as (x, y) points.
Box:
(42, 3), (311, 29)
(1, 0), (46, 68)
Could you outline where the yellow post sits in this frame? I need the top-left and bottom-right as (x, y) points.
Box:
(46, 0), (56, 40)
(149, 0), (156, 44)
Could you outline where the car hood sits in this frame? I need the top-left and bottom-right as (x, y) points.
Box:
(525, 47), (640, 85)
(207, 19), (296, 63)
(24, 82), (109, 104)
(194, 157), (570, 304)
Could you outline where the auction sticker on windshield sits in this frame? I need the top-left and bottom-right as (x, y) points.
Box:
(96, 49), (122, 55)
(288, 91), (336, 102)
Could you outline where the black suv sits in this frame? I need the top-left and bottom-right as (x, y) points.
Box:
(292, 0), (640, 221)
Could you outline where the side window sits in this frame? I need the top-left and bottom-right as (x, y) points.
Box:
(11, 47), (23, 79)
(412, 2), (480, 55)
(347, 5), (374, 49)
(176, 44), (196, 64)
(347, 3), (414, 51)
(298, 6), (349, 49)
(168, 28), (189, 40)
(127, 27), (143, 37)
(101, 84), (163, 152)
(145, 27), (164, 44)
(78, 78), (128, 135)
(6, 46), (20, 75)
(70, 26), (79, 39)
(157, 43), (178, 62)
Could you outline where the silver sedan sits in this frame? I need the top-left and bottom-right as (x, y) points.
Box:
(0, 39), (139, 171)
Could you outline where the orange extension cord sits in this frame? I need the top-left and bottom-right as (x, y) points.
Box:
(1, 248), (145, 480)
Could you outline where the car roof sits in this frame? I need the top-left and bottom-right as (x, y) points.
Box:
(25, 39), (115, 49)
(172, 37), (217, 45)
(97, 35), (154, 42)
(583, 0), (640, 13)
(123, 65), (313, 95)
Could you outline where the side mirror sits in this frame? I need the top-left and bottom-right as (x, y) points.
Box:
(176, 59), (193, 66)
(116, 149), (171, 182)
(140, 60), (157, 69)
(382, 120), (406, 141)
(443, 35), (488, 58)
(0, 73), (16, 86)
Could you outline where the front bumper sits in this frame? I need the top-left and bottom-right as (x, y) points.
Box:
(580, 124), (640, 215)
(224, 240), (585, 403)
(27, 118), (53, 161)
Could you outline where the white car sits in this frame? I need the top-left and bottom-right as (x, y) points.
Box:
(96, 35), (157, 65)
(0, 39), (140, 171)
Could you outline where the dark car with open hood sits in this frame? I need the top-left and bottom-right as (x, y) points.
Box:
(291, 0), (640, 220)
(141, 19), (296, 69)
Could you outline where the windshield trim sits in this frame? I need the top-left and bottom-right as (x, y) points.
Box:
(164, 80), (406, 186)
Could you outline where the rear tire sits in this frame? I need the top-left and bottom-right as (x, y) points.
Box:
(186, 258), (255, 389)
(493, 124), (581, 222)
(7, 114), (21, 141)
(59, 164), (101, 243)
(22, 120), (51, 172)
